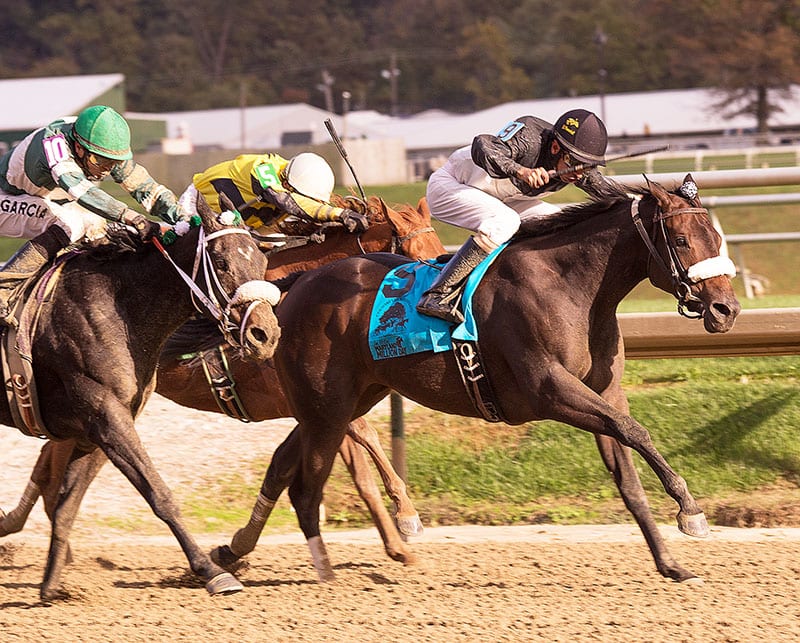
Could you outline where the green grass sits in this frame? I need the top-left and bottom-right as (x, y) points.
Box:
(167, 355), (799, 533)
(367, 355), (799, 528)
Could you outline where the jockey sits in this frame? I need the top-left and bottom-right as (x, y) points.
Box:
(178, 152), (369, 234)
(417, 109), (619, 323)
(0, 105), (184, 325)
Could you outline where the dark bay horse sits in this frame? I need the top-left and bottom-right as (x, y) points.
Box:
(1, 197), (444, 565)
(231, 174), (740, 583)
(0, 196), (280, 600)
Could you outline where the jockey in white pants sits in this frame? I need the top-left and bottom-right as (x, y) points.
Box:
(418, 109), (619, 323)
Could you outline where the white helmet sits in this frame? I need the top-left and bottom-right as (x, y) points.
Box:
(284, 153), (335, 202)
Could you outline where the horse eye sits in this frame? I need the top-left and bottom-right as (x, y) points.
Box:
(675, 236), (688, 248)
(214, 257), (229, 271)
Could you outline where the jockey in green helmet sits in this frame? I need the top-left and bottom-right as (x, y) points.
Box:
(0, 105), (185, 326)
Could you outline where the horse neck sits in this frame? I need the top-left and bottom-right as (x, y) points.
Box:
(127, 231), (204, 335)
(264, 221), (397, 279)
(515, 199), (652, 313)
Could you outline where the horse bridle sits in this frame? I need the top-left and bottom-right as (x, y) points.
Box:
(630, 193), (736, 318)
(154, 226), (279, 348)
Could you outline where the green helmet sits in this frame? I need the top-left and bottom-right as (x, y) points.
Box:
(73, 105), (132, 160)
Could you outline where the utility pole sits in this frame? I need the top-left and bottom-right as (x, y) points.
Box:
(239, 79), (247, 149)
(317, 69), (335, 113)
(381, 52), (400, 116)
(593, 26), (608, 124)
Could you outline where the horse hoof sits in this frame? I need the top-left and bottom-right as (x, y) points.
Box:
(677, 511), (709, 538)
(396, 514), (424, 539)
(681, 576), (705, 586)
(205, 572), (243, 595)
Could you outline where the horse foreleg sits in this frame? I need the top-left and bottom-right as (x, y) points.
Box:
(288, 420), (347, 583)
(86, 411), (241, 597)
(346, 417), (423, 538)
(337, 434), (418, 565)
(37, 439), (80, 522)
(0, 479), (40, 536)
(594, 435), (700, 583)
(545, 366), (707, 536)
(40, 446), (107, 601)
(1, 438), (75, 537)
(211, 426), (302, 569)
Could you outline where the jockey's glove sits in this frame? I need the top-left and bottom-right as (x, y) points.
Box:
(341, 209), (369, 233)
(122, 210), (161, 241)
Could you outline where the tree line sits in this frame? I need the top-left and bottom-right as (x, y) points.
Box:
(2, 0), (798, 132)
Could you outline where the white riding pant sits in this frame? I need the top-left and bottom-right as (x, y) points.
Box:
(0, 190), (106, 242)
(426, 145), (561, 250)
(177, 183), (199, 217)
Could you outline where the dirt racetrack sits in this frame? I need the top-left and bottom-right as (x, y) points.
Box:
(2, 526), (800, 642)
(2, 395), (800, 641)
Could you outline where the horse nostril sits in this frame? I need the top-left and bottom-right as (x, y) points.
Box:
(248, 327), (268, 345)
(711, 302), (733, 318)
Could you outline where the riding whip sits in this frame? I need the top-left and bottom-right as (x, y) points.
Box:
(324, 118), (368, 203)
(551, 144), (670, 178)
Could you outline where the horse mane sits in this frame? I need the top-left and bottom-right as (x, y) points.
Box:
(516, 178), (635, 238)
(77, 222), (150, 260)
(160, 316), (224, 362)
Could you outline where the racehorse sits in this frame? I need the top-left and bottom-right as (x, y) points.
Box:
(0, 195), (281, 600)
(228, 174), (741, 583)
(0, 197), (444, 565)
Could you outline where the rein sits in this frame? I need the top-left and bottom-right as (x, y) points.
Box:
(630, 196), (736, 318)
(394, 226), (435, 255)
(153, 227), (279, 348)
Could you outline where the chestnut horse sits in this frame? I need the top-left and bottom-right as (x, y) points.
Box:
(224, 175), (741, 584)
(0, 195), (280, 600)
(1, 197), (444, 565)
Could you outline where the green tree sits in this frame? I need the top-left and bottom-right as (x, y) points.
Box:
(457, 19), (533, 109)
(650, 0), (800, 139)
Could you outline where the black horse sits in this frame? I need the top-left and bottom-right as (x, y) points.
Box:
(0, 196), (280, 600)
(223, 175), (741, 584)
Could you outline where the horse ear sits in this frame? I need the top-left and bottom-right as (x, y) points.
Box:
(219, 192), (237, 213)
(195, 193), (222, 231)
(643, 174), (672, 210)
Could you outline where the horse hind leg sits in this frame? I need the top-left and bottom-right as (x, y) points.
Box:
(346, 417), (424, 539)
(40, 446), (108, 601)
(337, 434), (418, 565)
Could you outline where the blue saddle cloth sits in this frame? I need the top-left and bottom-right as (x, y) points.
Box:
(368, 244), (505, 360)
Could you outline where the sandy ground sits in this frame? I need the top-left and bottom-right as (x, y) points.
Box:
(2, 395), (800, 641)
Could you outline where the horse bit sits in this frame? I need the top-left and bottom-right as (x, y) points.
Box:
(630, 180), (736, 318)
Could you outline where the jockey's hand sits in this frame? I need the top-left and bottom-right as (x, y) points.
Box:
(340, 209), (369, 233)
(122, 210), (161, 241)
(516, 166), (550, 189)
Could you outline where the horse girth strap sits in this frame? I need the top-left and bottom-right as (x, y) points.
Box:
(198, 345), (253, 422)
(1, 256), (71, 440)
(451, 338), (506, 423)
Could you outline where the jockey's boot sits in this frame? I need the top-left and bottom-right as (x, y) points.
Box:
(0, 225), (71, 327)
(416, 235), (489, 324)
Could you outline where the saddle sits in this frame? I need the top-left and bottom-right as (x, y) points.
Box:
(369, 252), (507, 423)
(1, 254), (71, 439)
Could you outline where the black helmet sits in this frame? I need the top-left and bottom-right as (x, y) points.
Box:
(553, 109), (607, 165)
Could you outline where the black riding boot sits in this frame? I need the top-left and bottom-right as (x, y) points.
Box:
(0, 226), (71, 327)
(416, 236), (489, 324)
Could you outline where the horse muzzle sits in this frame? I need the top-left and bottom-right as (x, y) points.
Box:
(226, 280), (282, 361)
